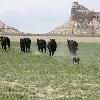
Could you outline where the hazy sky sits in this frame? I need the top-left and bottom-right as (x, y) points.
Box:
(0, 0), (100, 33)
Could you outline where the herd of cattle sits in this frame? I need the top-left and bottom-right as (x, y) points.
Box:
(20, 38), (57, 56)
(0, 36), (80, 63)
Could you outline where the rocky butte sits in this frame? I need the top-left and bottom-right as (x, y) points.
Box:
(49, 2), (100, 36)
(0, 20), (22, 35)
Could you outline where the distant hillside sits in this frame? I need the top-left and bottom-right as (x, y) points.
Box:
(49, 2), (100, 36)
(0, 20), (23, 35)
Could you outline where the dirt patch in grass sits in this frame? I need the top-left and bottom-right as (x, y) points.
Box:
(3, 35), (100, 43)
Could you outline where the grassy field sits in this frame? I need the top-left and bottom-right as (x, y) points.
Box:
(0, 42), (100, 100)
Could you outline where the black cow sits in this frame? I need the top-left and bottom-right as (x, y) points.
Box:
(67, 39), (78, 55)
(20, 38), (31, 52)
(47, 39), (57, 56)
(0, 36), (10, 51)
(37, 39), (46, 53)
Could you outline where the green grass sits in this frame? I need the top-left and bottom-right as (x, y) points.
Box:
(0, 42), (100, 100)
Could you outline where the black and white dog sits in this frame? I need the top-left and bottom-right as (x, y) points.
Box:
(73, 57), (80, 64)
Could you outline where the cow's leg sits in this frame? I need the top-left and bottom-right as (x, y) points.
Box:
(28, 45), (30, 52)
(8, 44), (10, 50)
(8, 41), (10, 50)
(26, 46), (28, 52)
(25, 47), (27, 52)
(44, 47), (46, 53)
(38, 46), (40, 52)
(73, 50), (76, 55)
(23, 46), (25, 52)
(21, 45), (23, 52)
(69, 47), (72, 54)
(71, 49), (74, 55)
(20, 46), (23, 51)
(25, 46), (27, 52)
(70, 48), (72, 54)
(52, 51), (54, 56)
(26, 47), (28, 52)
(75, 49), (77, 55)
(4, 44), (6, 51)
(1, 43), (3, 49)
(41, 48), (43, 53)
(21, 45), (25, 52)
(27, 45), (30, 52)
(49, 50), (51, 56)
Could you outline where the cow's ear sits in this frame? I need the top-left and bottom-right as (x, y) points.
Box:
(50, 39), (52, 40)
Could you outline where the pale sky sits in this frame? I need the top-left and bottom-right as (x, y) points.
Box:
(0, 0), (99, 33)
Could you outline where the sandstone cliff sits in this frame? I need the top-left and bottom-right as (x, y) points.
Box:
(49, 2), (100, 36)
(0, 20), (22, 35)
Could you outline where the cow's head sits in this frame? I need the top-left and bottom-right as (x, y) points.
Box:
(0, 36), (4, 41)
(50, 39), (55, 41)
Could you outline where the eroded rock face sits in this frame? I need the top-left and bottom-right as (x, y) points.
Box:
(49, 2), (100, 35)
(0, 20), (22, 35)
(70, 2), (100, 23)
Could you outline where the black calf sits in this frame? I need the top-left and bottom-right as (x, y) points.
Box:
(20, 38), (31, 52)
(47, 39), (57, 56)
(37, 39), (46, 53)
(0, 36), (10, 51)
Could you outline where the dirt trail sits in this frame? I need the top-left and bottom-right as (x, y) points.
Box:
(2, 36), (100, 43)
